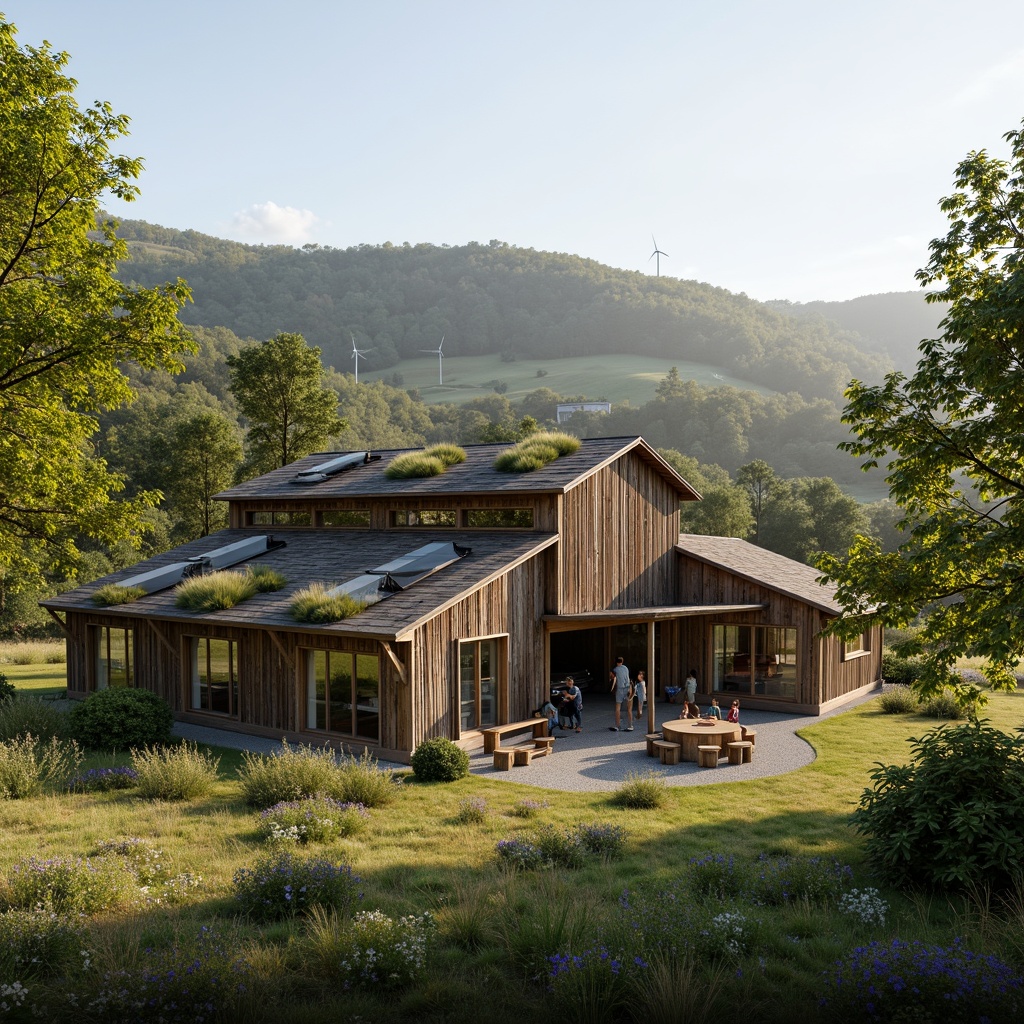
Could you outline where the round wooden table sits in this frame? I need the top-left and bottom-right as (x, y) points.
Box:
(661, 719), (742, 762)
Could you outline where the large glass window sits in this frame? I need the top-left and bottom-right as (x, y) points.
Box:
(712, 625), (797, 698)
(460, 637), (501, 732)
(390, 510), (456, 527)
(248, 510), (311, 527)
(94, 625), (133, 690)
(318, 509), (371, 528)
(306, 650), (379, 740)
(190, 637), (239, 716)
(463, 509), (534, 528)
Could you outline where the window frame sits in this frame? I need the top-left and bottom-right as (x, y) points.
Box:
(91, 624), (134, 691)
(187, 636), (240, 718)
(458, 634), (507, 735)
(389, 509), (457, 528)
(303, 648), (380, 742)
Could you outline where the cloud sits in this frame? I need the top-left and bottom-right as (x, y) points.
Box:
(951, 50), (1024, 109)
(228, 201), (319, 244)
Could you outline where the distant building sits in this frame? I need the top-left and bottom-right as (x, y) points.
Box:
(556, 401), (612, 423)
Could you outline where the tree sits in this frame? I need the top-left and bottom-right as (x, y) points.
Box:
(735, 460), (783, 544)
(228, 332), (346, 475)
(0, 18), (193, 583)
(792, 477), (869, 557)
(818, 119), (1024, 699)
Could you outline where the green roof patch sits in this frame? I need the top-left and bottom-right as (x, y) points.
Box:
(90, 584), (147, 607)
(494, 431), (581, 473)
(289, 584), (368, 624)
(385, 444), (467, 479)
(174, 564), (287, 613)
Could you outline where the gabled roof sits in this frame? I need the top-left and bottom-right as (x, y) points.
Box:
(676, 534), (844, 615)
(44, 529), (558, 641)
(215, 436), (700, 502)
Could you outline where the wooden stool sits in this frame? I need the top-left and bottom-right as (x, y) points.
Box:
(493, 748), (516, 771)
(697, 745), (720, 768)
(533, 737), (556, 752)
(645, 732), (662, 757)
(727, 741), (753, 765)
(652, 739), (681, 765)
(513, 743), (550, 766)
(741, 727), (757, 746)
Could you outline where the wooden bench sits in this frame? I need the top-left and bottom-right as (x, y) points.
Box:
(482, 718), (549, 754)
(493, 737), (555, 770)
(741, 727), (757, 746)
(697, 744), (720, 768)
(652, 739), (681, 765)
(645, 732), (663, 757)
(727, 740), (753, 765)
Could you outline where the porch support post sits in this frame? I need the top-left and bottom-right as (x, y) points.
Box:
(380, 640), (408, 685)
(647, 617), (656, 734)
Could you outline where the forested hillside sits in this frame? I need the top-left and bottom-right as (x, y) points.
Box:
(114, 221), (892, 403)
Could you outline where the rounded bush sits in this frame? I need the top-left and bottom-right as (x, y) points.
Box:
(410, 737), (469, 782)
(0, 672), (15, 706)
(68, 687), (173, 750)
(877, 685), (917, 714)
(880, 649), (921, 686)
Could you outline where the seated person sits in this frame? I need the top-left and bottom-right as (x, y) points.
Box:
(539, 698), (560, 733)
(726, 699), (740, 723)
(704, 697), (722, 720)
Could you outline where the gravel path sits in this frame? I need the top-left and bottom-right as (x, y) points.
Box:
(174, 689), (879, 791)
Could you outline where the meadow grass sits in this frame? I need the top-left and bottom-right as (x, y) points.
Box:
(0, 640), (65, 666)
(0, 652), (1020, 1021)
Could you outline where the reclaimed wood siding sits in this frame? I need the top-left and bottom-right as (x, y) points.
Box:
(409, 555), (546, 747)
(559, 457), (680, 613)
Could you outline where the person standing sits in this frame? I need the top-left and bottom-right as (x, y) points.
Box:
(563, 677), (583, 732)
(633, 670), (647, 719)
(609, 656), (634, 731)
(685, 668), (698, 708)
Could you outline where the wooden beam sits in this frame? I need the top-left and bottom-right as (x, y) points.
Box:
(44, 608), (68, 636)
(380, 640), (407, 685)
(647, 617), (656, 735)
(267, 630), (289, 661)
(149, 620), (176, 659)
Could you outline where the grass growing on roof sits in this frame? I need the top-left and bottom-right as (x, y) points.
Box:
(246, 563), (287, 592)
(384, 444), (467, 479)
(494, 431), (581, 473)
(90, 584), (147, 607)
(289, 584), (368, 624)
(174, 565), (286, 613)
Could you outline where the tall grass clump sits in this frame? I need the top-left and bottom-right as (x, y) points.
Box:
(68, 687), (173, 750)
(233, 850), (361, 922)
(335, 748), (399, 807)
(239, 741), (344, 808)
(0, 855), (139, 915)
(920, 688), (967, 719)
(494, 431), (580, 473)
(289, 584), (368, 624)
(0, 734), (82, 799)
(424, 443), (466, 467)
(615, 768), (667, 809)
(247, 563), (287, 592)
(385, 452), (445, 479)
(877, 684), (918, 714)
(90, 583), (147, 606)
(130, 742), (221, 800)
(0, 697), (69, 743)
(0, 908), (89, 980)
(174, 569), (257, 611)
(0, 641), (66, 665)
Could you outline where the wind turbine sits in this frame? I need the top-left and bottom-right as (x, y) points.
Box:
(649, 235), (669, 277)
(350, 332), (375, 384)
(419, 333), (445, 385)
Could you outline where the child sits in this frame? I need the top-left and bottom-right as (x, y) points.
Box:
(705, 697), (722, 720)
(726, 699), (740, 724)
(633, 670), (647, 718)
(540, 697), (560, 734)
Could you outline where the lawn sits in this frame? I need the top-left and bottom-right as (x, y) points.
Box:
(0, 655), (1021, 1022)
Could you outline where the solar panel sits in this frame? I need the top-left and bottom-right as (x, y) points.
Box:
(290, 451), (379, 485)
(328, 541), (471, 607)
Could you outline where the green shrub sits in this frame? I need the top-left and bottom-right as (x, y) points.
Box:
(877, 685), (918, 714)
(289, 583), (368, 623)
(238, 741), (345, 809)
(453, 797), (488, 824)
(881, 649), (922, 686)
(232, 850), (362, 922)
(0, 734), (82, 799)
(0, 696), (70, 742)
(509, 798), (549, 819)
(0, 908), (89, 980)
(852, 721), (1024, 891)
(68, 687), (173, 750)
(920, 688), (966, 720)
(174, 569), (257, 611)
(410, 737), (469, 782)
(0, 854), (139, 915)
(615, 768), (667, 809)
(258, 797), (370, 844)
(0, 673), (16, 706)
(67, 765), (139, 792)
(90, 583), (147, 606)
(130, 742), (221, 800)
(384, 452), (446, 479)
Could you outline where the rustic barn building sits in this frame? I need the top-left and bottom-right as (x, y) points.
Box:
(43, 436), (881, 761)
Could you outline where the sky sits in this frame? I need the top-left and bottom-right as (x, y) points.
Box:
(9, 1), (1024, 302)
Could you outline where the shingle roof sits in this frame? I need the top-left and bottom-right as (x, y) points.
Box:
(675, 534), (843, 615)
(214, 436), (700, 502)
(44, 529), (558, 640)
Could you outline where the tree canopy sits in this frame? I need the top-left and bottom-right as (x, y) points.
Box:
(818, 119), (1024, 698)
(0, 17), (192, 583)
